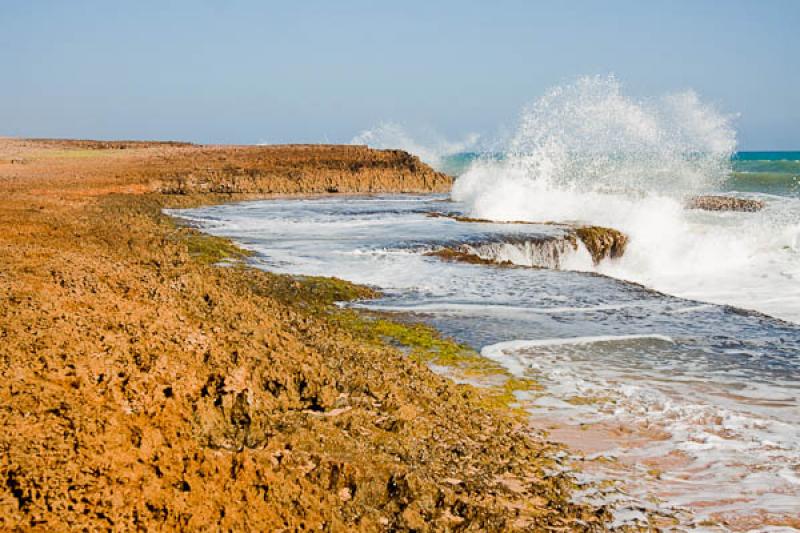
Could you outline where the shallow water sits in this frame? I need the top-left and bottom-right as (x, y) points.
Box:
(174, 194), (800, 529)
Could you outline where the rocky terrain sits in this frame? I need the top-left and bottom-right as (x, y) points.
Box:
(686, 195), (765, 212)
(0, 138), (451, 197)
(425, 213), (629, 268)
(0, 138), (610, 531)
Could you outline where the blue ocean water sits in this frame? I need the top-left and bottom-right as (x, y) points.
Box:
(728, 152), (800, 196)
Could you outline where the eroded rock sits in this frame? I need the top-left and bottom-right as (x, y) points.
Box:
(573, 226), (629, 264)
(426, 220), (628, 268)
(687, 195), (765, 212)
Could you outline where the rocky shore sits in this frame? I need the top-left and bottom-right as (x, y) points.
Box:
(0, 139), (609, 530)
(686, 195), (765, 212)
(425, 213), (629, 269)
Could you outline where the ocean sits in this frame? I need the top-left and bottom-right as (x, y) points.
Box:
(174, 78), (800, 529)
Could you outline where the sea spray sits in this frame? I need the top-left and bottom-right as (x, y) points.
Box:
(452, 75), (800, 322)
(453, 75), (736, 213)
(508, 74), (735, 194)
(351, 121), (480, 169)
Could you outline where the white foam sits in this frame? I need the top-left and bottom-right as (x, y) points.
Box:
(359, 301), (651, 315)
(480, 334), (800, 525)
(460, 237), (595, 270)
(482, 334), (675, 360)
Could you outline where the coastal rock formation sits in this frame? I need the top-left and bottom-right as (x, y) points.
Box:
(0, 138), (607, 531)
(427, 236), (580, 269)
(426, 246), (516, 266)
(155, 145), (452, 195)
(687, 195), (765, 212)
(0, 138), (452, 197)
(573, 226), (629, 264)
(425, 213), (629, 268)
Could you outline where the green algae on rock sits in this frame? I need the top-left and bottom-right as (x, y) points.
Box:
(424, 247), (517, 266)
(258, 272), (546, 415)
(573, 226), (628, 264)
(185, 230), (254, 265)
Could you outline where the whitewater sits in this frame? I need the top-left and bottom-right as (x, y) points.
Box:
(175, 76), (800, 529)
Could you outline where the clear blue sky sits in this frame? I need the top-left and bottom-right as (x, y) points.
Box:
(1, 1), (798, 149)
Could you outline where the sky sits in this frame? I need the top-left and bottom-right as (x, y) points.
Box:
(1, 1), (798, 149)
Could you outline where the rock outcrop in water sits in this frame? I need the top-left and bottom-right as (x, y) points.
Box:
(427, 236), (571, 269)
(426, 246), (516, 266)
(427, 213), (629, 268)
(0, 138), (607, 531)
(687, 195), (765, 212)
(573, 226), (628, 264)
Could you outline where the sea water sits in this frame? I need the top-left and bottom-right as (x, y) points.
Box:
(174, 77), (800, 529)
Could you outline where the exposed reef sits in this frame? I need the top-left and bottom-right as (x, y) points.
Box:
(426, 212), (628, 268)
(426, 246), (517, 266)
(573, 226), (628, 264)
(686, 195), (765, 212)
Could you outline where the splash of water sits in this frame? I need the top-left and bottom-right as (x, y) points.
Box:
(351, 121), (479, 168)
(456, 75), (736, 203)
(452, 75), (800, 322)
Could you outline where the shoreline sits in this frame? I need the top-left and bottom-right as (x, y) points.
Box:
(0, 138), (610, 530)
(171, 184), (800, 530)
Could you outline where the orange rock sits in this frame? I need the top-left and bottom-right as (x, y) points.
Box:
(0, 137), (607, 531)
